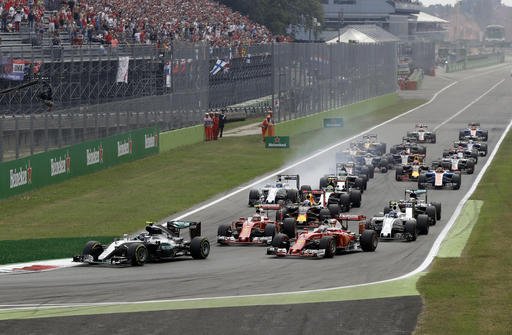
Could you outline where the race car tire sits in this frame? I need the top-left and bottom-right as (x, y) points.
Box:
(432, 201), (442, 221)
(264, 224), (276, 239)
(379, 159), (389, 173)
(271, 233), (290, 251)
(383, 205), (391, 214)
(355, 178), (365, 193)
(471, 151), (478, 163)
(319, 236), (336, 258)
(319, 208), (332, 221)
(82, 241), (103, 261)
(404, 220), (417, 242)
(328, 204), (341, 217)
(340, 193), (351, 212)
(366, 165), (375, 179)
(466, 160), (475, 174)
(319, 177), (329, 189)
(349, 190), (362, 208)
(360, 229), (378, 252)
(452, 173), (461, 190)
(431, 133), (437, 143)
(364, 218), (373, 230)
(282, 218), (296, 239)
(190, 237), (210, 259)
(300, 185), (312, 201)
(127, 243), (148, 266)
(418, 174), (427, 189)
(395, 166), (403, 181)
(286, 189), (299, 203)
(417, 214), (429, 235)
(482, 130), (488, 141)
(459, 130), (465, 140)
(275, 189), (287, 203)
(275, 208), (288, 222)
(360, 165), (370, 180)
(248, 189), (260, 207)
(217, 224), (232, 239)
(426, 206), (437, 225)
(442, 150), (449, 158)
(479, 143), (488, 156)
(419, 146), (427, 155)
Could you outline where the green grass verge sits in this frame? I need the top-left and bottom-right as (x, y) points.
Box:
(0, 98), (424, 264)
(415, 130), (512, 334)
(0, 236), (115, 265)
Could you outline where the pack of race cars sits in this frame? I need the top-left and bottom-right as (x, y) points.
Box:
(74, 122), (488, 265)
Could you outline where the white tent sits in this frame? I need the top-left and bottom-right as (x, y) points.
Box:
(325, 25), (400, 44)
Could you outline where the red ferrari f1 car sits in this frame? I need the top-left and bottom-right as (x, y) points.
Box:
(217, 205), (295, 246)
(266, 214), (378, 258)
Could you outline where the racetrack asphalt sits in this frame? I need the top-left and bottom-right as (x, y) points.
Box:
(1, 63), (511, 334)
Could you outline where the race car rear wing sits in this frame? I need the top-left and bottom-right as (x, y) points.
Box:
(166, 220), (202, 239)
(405, 189), (427, 202)
(276, 174), (300, 189)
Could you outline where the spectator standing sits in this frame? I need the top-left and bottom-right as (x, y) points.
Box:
(265, 111), (275, 137)
(212, 111), (220, 140)
(14, 8), (22, 32)
(260, 114), (269, 142)
(218, 109), (227, 138)
(204, 112), (213, 141)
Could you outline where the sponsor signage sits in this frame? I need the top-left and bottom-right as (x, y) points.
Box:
(323, 117), (344, 128)
(265, 136), (290, 149)
(0, 127), (159, 200)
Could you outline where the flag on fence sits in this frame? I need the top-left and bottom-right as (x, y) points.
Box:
(0, 58), (26, 81)
(116, 56), (130, 83)
(210, 59), (229, 75)
(164, 61), (171, 88)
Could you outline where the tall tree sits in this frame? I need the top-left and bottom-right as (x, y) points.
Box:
(219, 0), (323, 35)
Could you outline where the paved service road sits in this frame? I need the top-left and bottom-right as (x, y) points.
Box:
(0, 65), (511, 310)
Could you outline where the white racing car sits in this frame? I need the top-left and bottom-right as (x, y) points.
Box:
(73, 221), (210, 266)
(248, 174), (304, 206)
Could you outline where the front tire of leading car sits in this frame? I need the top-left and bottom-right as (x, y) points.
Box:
(360, 230), (378, 252)
(82, 241), (104, 262)
(127, 243), (148, 266)
(318, 236), (336, 258)
(191, 237), (210, 259)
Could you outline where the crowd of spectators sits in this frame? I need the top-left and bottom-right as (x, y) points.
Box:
(43, 0), (277, 48)
(0, 0), (45, 33)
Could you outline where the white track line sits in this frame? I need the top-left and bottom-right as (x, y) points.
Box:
(433, 79), (504, 131)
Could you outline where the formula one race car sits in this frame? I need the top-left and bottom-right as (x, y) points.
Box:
(74, 221), (210, 266)
(406, 123), (436, 143)
(390, 138), (427, 155)
(395, 159), (429, 181)
(444, 144), (479, 162)
(432, 154), (475, 174)
(366, 209), (428, 241)
(459, 122), (488, 141)
(277, 190), (340, 228)
(266, 215), (378, 258)
(385, 189), (440, 226)
(418, 167), (461, 190)
(217, 205), (296, 246)
(352, 134), (387, 155)
(248, 174), (301, 206)
(453, 140), (488, 156)
(319, 175), (363, 211)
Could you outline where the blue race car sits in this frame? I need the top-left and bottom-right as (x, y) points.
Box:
(418, 167), (461, 190)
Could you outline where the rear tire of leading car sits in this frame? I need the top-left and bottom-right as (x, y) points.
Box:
(360, 230), (378, 252)
(404, 220), (417, 242)
(328, 204), (341, 217)
(282, 218), (296, 239)
(319, 208), (332, 221)
(127, 243), (148, 266)
(318, 236), (336, 258)
(395, 166), (403, 181)
(82, 241), (103, 261)
(432, 201), (442, 221)
(248, 189), (260, 206)
(350, 190), (362, 208)
(452, 173), (461, 190)
(264, 224), (276, 239)
(417, 214), (429, 235)
(426, 206), (437, 225)
(190, 237), (210, 259)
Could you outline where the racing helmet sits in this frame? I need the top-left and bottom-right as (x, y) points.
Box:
(252, 214), (261, 221)
(303, 199), (311, 206)
(326, 185), (334, 192)
(388, 211), (398, 218)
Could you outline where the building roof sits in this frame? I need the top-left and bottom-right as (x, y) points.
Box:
(412, 12), (448, 23)
(325, 25), (400, 44)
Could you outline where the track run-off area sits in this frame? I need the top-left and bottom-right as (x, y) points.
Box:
(1, 63), (511, 324)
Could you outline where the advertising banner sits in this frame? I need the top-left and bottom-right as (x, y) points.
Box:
(265, 136), (290, 149)
(0, 127), (159, 200)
